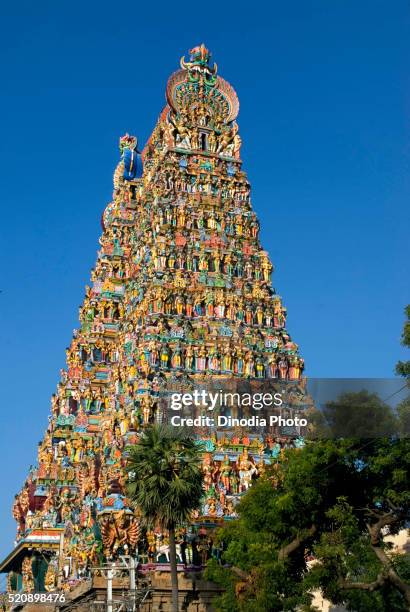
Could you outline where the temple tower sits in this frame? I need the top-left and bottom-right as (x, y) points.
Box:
(1, 45), (306, 596)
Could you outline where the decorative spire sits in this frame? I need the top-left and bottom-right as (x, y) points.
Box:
(180, 43), (218, 84)
(180, 43), (217, 73)
(118, 133), (142, 182)
(119, 133), (138, 154)
(167, 45), (238, 123)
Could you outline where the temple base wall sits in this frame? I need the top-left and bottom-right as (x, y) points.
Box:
(15, 571), (223, 611)
(140, 571), (223, 611)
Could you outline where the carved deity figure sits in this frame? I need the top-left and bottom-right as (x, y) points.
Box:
(238, 449), (256, 492)
(22, 556), (35, 592)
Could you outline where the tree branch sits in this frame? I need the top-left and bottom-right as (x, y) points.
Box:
(365, 516), (410, 605)
(369, 541), (410, 605)
(339, 509), (410, 604)
(340, 565), (410, 606)
(232, 525), (317, 582)
(339, 572), (386, 592)
(278, 525), (316, 561)
(231, 566), (249, 580)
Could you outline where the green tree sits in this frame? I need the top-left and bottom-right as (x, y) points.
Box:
(396, 305), (410, 378)
(125, 424), (203, 612)
(206, 435), (410, 611)
(306, 390), (398, 440)
(397, 397), (410, 437)
(396, 305), (410, 436)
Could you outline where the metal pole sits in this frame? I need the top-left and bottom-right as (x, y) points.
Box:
(129, 556), (136, 611)
(107, 567), (113, 612)
(129, 556), (135, 591)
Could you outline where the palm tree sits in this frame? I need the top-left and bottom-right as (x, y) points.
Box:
(125, 424), (204, 612)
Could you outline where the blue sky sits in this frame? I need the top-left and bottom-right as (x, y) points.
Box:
(0, 0), (409, 562)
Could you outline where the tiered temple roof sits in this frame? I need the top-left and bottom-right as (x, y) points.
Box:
(2, 45), (307, 594)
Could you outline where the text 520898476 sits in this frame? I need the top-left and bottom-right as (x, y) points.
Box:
(7, 592), (66, 605)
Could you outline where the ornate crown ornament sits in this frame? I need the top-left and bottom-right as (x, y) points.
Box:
(119, 133), (138, 154)
(167, 44), (239, 124)
(180, 43), (217, 84)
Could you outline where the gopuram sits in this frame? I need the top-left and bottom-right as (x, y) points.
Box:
(0, 45), (308, 601)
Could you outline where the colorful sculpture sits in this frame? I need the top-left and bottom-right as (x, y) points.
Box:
(119, 133), (142, 181)
(5, 45), (308, 592)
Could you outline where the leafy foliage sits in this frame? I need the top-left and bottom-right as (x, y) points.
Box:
(206, 429), (410, 611)
(306, 390), (399, 439)
(397, 397), (410, 437)
(396, 305), (410, 436)
(125, 424), (204, 530)
(396, 305), (410, 377)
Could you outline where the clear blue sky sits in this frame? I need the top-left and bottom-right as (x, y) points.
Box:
(0, 0), (409, 561)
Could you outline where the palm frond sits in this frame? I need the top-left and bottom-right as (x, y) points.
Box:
(125, 423), (204, 529)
